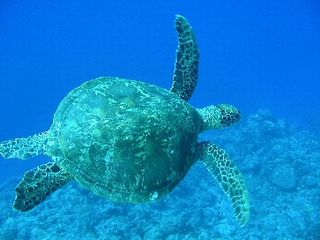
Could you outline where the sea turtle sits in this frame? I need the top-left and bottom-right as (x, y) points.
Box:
(0, 15), (249, 226)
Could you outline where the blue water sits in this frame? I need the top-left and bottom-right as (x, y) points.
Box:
(0, 0), (320, 239)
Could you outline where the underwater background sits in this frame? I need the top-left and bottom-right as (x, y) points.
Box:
(0, 0), (319, 239)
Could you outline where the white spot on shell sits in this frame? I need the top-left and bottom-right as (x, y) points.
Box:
(150, 192), (158, 200)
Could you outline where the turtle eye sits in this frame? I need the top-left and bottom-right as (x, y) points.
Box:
(217, 104), (241, 127)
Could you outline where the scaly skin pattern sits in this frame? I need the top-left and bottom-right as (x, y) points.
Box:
(198, 104), (241, 131)
(14, 162), (72, 211)
(196, 142), (250, 226)
(47, 77), (202, 203)
(171, 15), (199, 101)
(0, 132), (48, 160)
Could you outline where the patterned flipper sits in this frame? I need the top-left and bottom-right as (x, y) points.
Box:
(171, 15), (199, 101)
(14, 162), (72, 211)
(0, 132), (48, 160)
(196, 141), (250, 226)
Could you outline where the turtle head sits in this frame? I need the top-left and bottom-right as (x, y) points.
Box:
(197, 104), (240, 132)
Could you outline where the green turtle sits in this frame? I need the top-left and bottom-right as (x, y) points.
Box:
(0, 15), (249, 226)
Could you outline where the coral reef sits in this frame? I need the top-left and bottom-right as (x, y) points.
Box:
(0, 109), (319, 239)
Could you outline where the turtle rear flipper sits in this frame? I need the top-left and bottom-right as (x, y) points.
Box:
(197, 141), (250, 227)
(14, 162), (73, 211)
(171, 15), (199, 101)
(0, 132), (48, 160)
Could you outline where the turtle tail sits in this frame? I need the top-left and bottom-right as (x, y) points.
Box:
(0, 131), (49, 160)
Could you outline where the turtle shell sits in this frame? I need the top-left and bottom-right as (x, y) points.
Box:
(47, 77), (201, 203)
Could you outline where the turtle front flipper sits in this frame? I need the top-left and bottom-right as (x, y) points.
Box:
(196, 141), (250, 226)
(14, 162), (73, 211)
(171, 15), (199, 101)
(0, 132), (48, 160)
